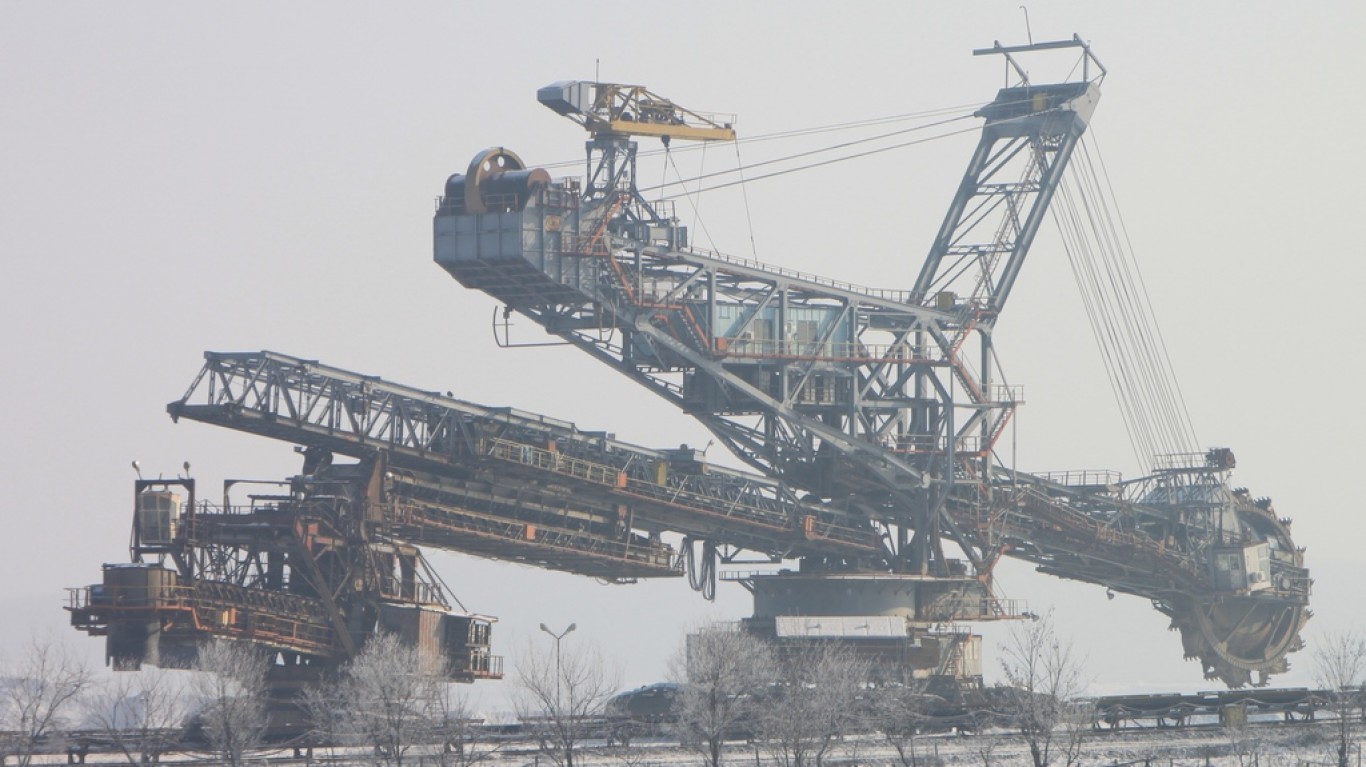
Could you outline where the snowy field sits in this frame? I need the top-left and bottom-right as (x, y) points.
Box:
(30, 723), (1355, 767)
(506, 726), (1356, 767)
(573, 728), (1345, 767)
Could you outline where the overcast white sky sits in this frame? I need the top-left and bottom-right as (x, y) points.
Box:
(3, 2), (1364, 708)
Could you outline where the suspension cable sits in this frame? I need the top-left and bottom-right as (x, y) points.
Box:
(1077, 139), (1197, 455)
(666, 145), (721, 253)
(734, 133), (759, 259)
(1053, 170), (1154, 465)
(642, 95), (1068, 201)
(646, 113), (979, 197)
(1049, 133), (1200, 469)
(656, 121), (984, 200)
(535, 101), (986, 171)
(1088, 125), (1202, 452)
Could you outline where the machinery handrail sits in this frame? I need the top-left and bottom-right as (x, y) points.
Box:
(680, 243), (919, 304)
(172, 352), (882, 561)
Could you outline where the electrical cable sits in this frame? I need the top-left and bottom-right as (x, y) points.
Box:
(683, 537), (717, 601)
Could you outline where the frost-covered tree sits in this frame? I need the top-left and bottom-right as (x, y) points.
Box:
(431, 683), (496, 767)
(758, 642), (869, 767)
(670, 623), (776, 767)
(84, 668), (189, 765)
(0, 639), (93, 767)
(1315, 629), (1366, 767)
(299, 678), (345, 761)
(868, 671), (939, 767)
(192, 639), (268, 767)
(999, 612), (1087, 767)
(334, 631), (450, 767)
(514, 636), (618, 767)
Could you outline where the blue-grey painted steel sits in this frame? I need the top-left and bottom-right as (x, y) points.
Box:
(428, 39), (1309, 687)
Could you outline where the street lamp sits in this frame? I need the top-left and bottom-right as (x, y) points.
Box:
(539, 622), (577, 711)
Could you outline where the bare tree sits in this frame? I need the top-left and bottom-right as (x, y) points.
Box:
(84, 668), (189, 765)
(975, 733), (999, 767)
(1222, 701), (1259, 767)
(1055, 698), (1092, 767)
(758, 642), (869, 767)
(1315, 629), (1366, 767)
(299, 679), (345, 762)
(0, 639), (94, 767)
(669, 623), (776, 767)
(868, 673), (938, 767)
(191, 639), (268, 767)
(334, 631), (450, 767)
(998, 612), (1087, 767)
(514, 636), (619, 767)
(431, 684), (498, 767)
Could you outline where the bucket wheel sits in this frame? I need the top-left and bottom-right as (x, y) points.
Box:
(1168, 597), (1308, 687)
(1165, 502), (1309, 687)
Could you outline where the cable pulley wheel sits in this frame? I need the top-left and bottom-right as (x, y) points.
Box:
(464, 147), (528, 214)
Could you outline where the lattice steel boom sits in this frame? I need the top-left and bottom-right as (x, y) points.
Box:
(67, 36), (1310, 693)
(430, 36), (1309, 686)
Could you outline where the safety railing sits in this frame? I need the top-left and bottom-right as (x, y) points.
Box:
(400, 499), (679, 573)
(68, 582), (335, 654)
(715, 337), (942, 364)
(624, 475), (876, 551)
(891, 433), (985, 456)
(717, 570), (781, 582)
(1153, 452), (1216, 472)
(375, 576), (447, 608)
(1267, 560), (1313, 600)
(918, 590), (1024, 623)
(481, 437), (878, 554)
(986, 384), (1024, 403)
(454, 649), (504, 680)
(483, 438), (624, 487)
(683, 245), (919, 304)
(722, 564), (998, 583)
(998, 485), (1204, 584)
(67, 584), (173, 611)
(620, 475), (787, 529)
(1034, 469), (1123, 488)
(986, 597), (1027, 619)
(432, 191), (524, 214)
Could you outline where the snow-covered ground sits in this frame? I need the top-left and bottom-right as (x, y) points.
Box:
(289, 724), (1353, 767)
(22, 722), (1355, 765)
(580, 728), (1345, 767)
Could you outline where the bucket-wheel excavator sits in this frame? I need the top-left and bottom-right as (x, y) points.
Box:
(70, 37), (1308, 703)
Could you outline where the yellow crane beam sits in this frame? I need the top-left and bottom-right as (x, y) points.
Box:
(538, 81), (736, 142)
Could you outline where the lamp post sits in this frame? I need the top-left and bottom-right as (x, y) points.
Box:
(539, 622), (576, 711)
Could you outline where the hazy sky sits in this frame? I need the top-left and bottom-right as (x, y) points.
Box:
(3, 2), (1364, 709)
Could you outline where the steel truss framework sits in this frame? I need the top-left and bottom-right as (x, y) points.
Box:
(68, 38), (1311, 691)
(69, 467), (503, 682)
(169, 350), (887, 568)
(429, 37), (1309, 686)
(166, 347), (1307, 686)
(439, 57), (1104, 581)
